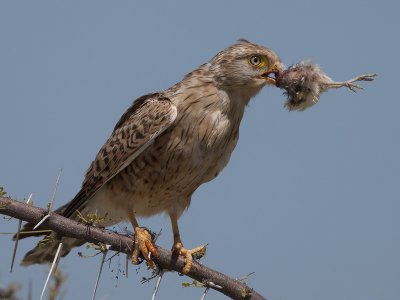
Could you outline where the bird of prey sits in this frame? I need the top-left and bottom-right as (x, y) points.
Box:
(17, 39), (283, 273)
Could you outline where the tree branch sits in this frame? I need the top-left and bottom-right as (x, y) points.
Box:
(0, 196), (266, 300)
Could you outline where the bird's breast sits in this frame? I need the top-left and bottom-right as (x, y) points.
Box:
(169, 103), (243, 182)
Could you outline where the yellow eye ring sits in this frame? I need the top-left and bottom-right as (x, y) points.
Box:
(248, 55), (266, 67)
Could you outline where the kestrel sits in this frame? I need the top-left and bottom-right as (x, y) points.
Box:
(17, 39), (283, 273)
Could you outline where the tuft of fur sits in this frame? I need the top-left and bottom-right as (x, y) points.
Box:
(276, 61), (333, 111)
(276, 61), (376, 111)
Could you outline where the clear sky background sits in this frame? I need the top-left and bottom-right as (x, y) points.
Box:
(1, 1), (399, 300)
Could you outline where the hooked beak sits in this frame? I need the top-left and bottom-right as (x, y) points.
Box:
(261, 62), (283, 85)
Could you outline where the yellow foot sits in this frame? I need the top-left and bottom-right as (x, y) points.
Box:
(172, 242), (207, 274)
(131, 227), (158, 268)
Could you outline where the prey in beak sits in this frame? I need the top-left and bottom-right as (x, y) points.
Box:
(275, 61), (376, 111)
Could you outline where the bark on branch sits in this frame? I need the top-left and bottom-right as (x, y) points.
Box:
(0, 196), (266, 300)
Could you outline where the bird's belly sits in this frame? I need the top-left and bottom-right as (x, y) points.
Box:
(104, 111), (240, 218)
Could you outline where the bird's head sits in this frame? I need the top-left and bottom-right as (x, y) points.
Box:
(208, 39), (283, 96)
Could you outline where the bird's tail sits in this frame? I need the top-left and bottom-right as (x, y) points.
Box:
(13, 198), (86, 266)
(13, 221), (49, 240)
(19, 232), (85, 266)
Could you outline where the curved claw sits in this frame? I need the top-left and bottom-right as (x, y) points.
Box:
(345, 73), (377, 91)
(172, 242), (207, 274)
(346, 82), (363, 92)
(357, 73), (377, 81)
(131, 227), (158, 268)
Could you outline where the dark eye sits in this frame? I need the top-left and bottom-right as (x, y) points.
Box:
(249, 55), (262, 66)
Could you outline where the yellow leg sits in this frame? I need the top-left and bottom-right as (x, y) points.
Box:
(170, 214), (206, 274)
(127, 210), (158, 268)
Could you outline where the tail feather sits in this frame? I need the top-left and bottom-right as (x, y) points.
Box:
(20, 234), (85, 266)
(16, 191), (92, 266)
(13, 222), (46, 240)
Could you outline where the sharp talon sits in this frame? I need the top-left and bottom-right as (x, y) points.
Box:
(172, 242), (183, 255)
(358, 73), (376, 81)
(191, 245), (207, 259)
(172, 243), (207, 274)
(182, 251), (193, 274)
(146, 259), (155, 269)
(131, 247), (141, 265)
(349, 83), (363, 90)
(131, 227), (158, 268)
(145, 239), (158, 258)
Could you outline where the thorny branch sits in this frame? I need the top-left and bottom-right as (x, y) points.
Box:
(0, 196), (266, 300)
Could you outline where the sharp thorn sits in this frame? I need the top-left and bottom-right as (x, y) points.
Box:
(200, 287), (210, 300)
(91, 248), (109, 300)
(10, 194), (32, 272)
(54, 245), (63, 273)
(125, 253), (129, 278)
(39, 242), (63, 300)
(28, 280), (32, 300)
(153, 229), (162, 243)
(208, 281), (223, 289)
(151, 269), (164, 300)
(34, 170), (62, 231)
(148, 229), (162, 261)
(26, 194), (33, 204)
(48, 169), (62, 212)
(10, 219), (22, 272)
(33, 214), (50, 230)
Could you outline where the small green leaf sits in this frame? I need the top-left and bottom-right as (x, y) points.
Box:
(0, 186), (7, 197)
(181, 280), (205, 288)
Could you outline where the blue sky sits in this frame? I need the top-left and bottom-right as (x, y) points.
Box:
(1, 1), (399, 299)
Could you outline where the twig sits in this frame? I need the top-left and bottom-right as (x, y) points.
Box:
(183, 279), (222, 299)
(0, 196), (267, 300)
(10, 194), (32, 272)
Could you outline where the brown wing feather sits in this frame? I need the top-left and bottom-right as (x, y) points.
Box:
(62, 93), (177, 218)
(113, 92), (161, 131)
(15, 93), (177, 239)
